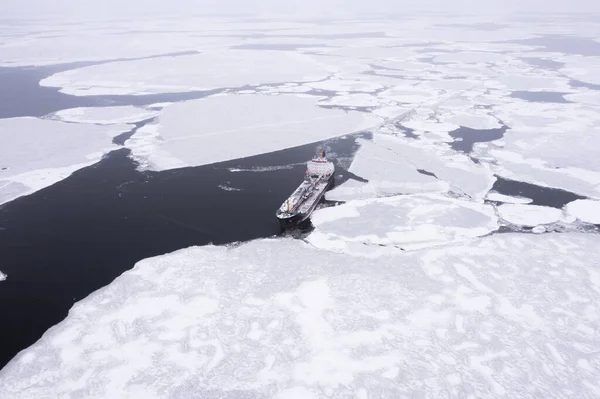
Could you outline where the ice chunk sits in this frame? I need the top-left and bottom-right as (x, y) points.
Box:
(0, 271), (6, 282)
(41, 50), (331, 96)
(497, 204), (564, 226)
(486, 192), (532, 204)
(2, 233), (600, 398)
(565, 199), (600, 224)
(125, 94), (380, 171)
(53, 106), (159, 125)
(0, 118), (130, 205)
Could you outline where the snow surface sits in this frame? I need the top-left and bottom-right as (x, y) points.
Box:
(125, 95), (381, 171)
(41, 50), (331, 96)
(53, 107), (159, 125)
(497, 204), (565, 227)
(0, 118), (131, 205)
(565, 199), (600, 224)
(2, 233), (600, 398)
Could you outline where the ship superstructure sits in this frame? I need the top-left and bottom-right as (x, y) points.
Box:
(276, 150), (334, 227)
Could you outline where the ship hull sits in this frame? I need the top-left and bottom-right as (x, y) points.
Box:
(277, 175), (333, 228)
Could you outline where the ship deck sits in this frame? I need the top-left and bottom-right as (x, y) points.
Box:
(277, 176), (330, 218)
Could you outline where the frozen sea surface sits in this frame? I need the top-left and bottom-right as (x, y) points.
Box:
(0, 117), (131, 205)
(1, 234), (599, 398)
(126, 95), (381, 171)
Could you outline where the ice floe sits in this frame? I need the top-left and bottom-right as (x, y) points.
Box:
(565, 199), (600, 224)
(497, 204), (565, 226)
(304, 77), (383, 93)
(318, 93), (381, 108)
(0, 271), (6, 282)
(0, 118), (131, 205)
(328, 133), (494, 201)
(309, 193), (498, 254)
(486, 192), (533, 204)
(53, 106), (159, 125)
(125, 95), (381, 171)
(0, 32), (236, 67)
(2, 233), (600, 398)
(41, 50), (332, 96)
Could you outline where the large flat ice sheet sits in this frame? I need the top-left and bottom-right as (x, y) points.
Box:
(53, 106), (159, 125)
(309, 193), (498, 253)
(125, 94), (381, 171)
(2, 233), (599, 398)
(0, 31), (238, 67)
(41, 50), (332, 96)
(0, 117), (130, 205)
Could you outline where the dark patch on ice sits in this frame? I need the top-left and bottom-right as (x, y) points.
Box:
(510, 35), (600, 56)
(570, 79), (600, 91)
(449, 125), (508, 153)
(0, 131), (367, 368)
(520, 57), (565, 70)
(395, 123), (418, 139)
(491, 176), (586, 208)
(112, 117), (157, 146)
(231, 43), (328, 51)
(510, 91), (570, 103)
(417, 169), (437, 178)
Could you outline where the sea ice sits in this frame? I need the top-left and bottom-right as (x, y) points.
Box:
(41, 50), (332, 96)
(565, 199), (600, 224)
(486, 192), (532, 204)
(330, 133), (495, 201)
(497, 204), (565, 227)
(125, 95), (381, 171)
(0, 271), (6, 282)
(1, 233), (599, 398)
(0, 118), (131, 205)
(53, 106), (159, 125)
(310, 193), (498, 253)
(318, 93), (381, 107)
(0, 31), (237, 66)
(304, 78), (383, 93)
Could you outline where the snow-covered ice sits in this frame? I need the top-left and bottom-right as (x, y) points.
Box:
(125, 94), (381, 171)
(497, 204), (565, 227)
(328, 134), (494, 201)
(565, 199), (600, 224)
(53, 106), (159, 125)
(304, 78), (383, 93)
(0, 118), (131, 205)
(309, 193), (498, 253)
(41, 50), (332, 96)
(2, 233), (600, 398)
(0, 31), (236, 67)
(486, 192), (533, 204)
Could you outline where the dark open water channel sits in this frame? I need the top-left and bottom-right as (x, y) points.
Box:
(0, 64), (364, 368)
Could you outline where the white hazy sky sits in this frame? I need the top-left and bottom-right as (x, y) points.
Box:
(3, 0), (600, 19)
